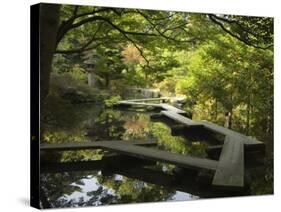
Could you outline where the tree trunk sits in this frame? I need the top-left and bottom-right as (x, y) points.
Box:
(39, 4), (60, 107)
(225, 93), (233, 129)
(88, 72), (96, 87)
(105, 74), (110, 87)
(214, 99), (218, 120)
(229, 109), (233, 129)
(246, 95), (251, 135)
(224, 107), (233, 129)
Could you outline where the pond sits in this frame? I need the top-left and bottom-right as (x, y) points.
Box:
(40, 100), (273, 208)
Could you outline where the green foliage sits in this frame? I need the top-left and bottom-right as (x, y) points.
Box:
(173, 33), (273, 140)
(209, 14), (273, 49)
(97, 175), (173, 204)
(149, 122), (207, 157)
(104, 95), (122, 107)
(49, 73), (109, 104)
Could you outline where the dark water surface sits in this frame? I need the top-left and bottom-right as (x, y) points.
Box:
(40, 102), (273, 208)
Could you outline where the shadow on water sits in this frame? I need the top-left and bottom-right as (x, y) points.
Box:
(40, 100), (273, 208)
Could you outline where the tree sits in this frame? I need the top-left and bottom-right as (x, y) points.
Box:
(208, 14), (273, 49)
(39, 4), (60, 106)
(39, 4), (203, 104)
(175, 32), (273, 136)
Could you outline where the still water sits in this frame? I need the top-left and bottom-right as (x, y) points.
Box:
(40, 101), (272, 208)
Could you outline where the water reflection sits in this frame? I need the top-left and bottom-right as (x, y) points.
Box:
(41, 170), (196, 208)
(40, 101), (272, 208)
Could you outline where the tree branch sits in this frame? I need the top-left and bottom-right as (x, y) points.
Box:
(55, 23), (103, 54)
(120, 33), (150, 66)
(57, 15), (157, 45)
(57, 8), (112, 44)
(71, 6), (79, 18)
(136, 10), (195, 43)
(208, 14), (273, 50)
(119, 9), (174, 21)
(72, 8), (111, 19)
(209, 14), (263, 41)
(54, 43), (102, 54)
(71, 16), (157, 36)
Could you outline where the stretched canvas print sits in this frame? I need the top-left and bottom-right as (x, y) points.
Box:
(30, 2), (274, 209)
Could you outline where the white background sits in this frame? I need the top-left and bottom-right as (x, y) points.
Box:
(0, 0), (280, 211)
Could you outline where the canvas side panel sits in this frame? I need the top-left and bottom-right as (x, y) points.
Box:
(30, 3), (40, 209)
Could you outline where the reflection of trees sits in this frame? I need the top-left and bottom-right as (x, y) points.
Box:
(248, 138), (273, 195)
(41, 155), (251, 209)
(85, 109), (125, 140)
(40, 101), (273, 207)
(41, 95), (102, 134)
(122, 114), (150, 140)
(41, 109), (125, 164)
(40, 169), (175, 208)
(41, 100), (105, 163)
(119, 113), (208, 159)
(149, 122), (207, 157)
(40, 171), (119, 208)
(249, 166), (273, 195)
(40, 171), (89, 208)
(97, 175), (174, 203)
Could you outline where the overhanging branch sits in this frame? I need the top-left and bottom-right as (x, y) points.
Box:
(54, 43), (101, 54)
(208, 14), (273, 50)
(55, 23), (103, 54)
(70, 16), (157, 37)
(136, 10), (195, 44)
(57, 15), (157, 45)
